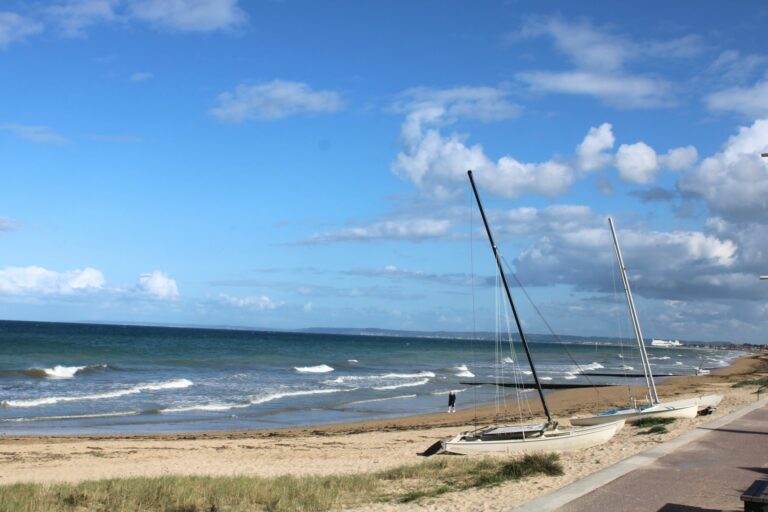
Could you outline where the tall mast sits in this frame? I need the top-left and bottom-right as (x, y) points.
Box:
(467, 170), (552, 424)
(608, 217), (659, 404)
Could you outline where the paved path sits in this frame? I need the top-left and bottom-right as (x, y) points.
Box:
(515, 398), (768, 512)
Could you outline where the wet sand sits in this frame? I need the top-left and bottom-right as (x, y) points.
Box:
(1, 352), (766, 510)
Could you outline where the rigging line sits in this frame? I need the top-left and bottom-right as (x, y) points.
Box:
(469, 188), (479, 429)
(498, 255), (600, 393)
(610, 247), (634, 404)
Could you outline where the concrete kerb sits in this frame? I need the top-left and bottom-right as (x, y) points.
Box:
(511, 396), (768, 512)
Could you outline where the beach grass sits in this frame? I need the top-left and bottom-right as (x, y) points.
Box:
(0, 453), (563, 511)
(732, 377), (768, 388)
(632, 417), (676, 428)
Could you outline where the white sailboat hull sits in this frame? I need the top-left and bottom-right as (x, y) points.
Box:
(661, 394), (722, 411)
(443, 420), (625, 455)
(569, 402), (698, 426)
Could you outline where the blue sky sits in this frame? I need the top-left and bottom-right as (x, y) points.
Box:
(1, 1), (767, 342)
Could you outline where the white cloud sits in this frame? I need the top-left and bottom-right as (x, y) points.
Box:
(0, 123), (67, 144)
(705, 79), (768, 118)
(130, 71), (153, 82)
(46, 0), (117, 37)
(306, 218), (453, 244)
(219, 293), (276, 310)
(137, 271), (179, 300)
(0, 266), (105, 295)
(518, 71), (672, 109)
(391, 100), (574, 199)
(512, 17), (682, 108)
(129, 0), (246, 32)
(0, 11), (43, 49)
(660, 145), (698, 171)
(615, 142), (658, 183)
(679, 119), (768, 221)
(0, 217), (19, 232)
(577, 122), (614, 171)
(394, 86), (520, 122)
(210, 80), (344, 122)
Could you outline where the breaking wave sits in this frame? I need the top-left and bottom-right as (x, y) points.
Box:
(293, 364), (334, 373)
(454, 364), (475, 378)
(373, 379), (430, 391)
(0, 411), (140, 423)
(1, 379), (193, 408)
(350, 394), (417, 405)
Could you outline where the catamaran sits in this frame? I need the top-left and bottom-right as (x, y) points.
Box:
(433, 171), (625, 456)
(569, 218), (720, 427)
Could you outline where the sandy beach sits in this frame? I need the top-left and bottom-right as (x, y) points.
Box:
(1, 352), (766, 510)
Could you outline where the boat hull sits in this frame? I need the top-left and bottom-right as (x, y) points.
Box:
(569, 402), (698, 426)
(660, 394), (722, 411)
(442, 420), (625, 455)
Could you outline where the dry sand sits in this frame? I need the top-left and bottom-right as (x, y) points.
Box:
(1, 352), (766, 511)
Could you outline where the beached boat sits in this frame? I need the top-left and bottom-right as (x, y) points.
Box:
(429, 171), (624, 456)
(570, 219), (720, 427)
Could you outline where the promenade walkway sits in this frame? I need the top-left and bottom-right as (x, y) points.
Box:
(515, 398), (768, 511)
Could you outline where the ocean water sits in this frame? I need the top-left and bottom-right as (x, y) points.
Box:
(0, 321), (743, 435)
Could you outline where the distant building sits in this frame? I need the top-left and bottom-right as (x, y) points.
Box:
(651, 339), (682, 347)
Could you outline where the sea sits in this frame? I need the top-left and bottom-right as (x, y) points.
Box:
(0, 320), (745, 435)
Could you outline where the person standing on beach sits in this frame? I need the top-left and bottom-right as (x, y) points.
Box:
(448, 391), (456, 413)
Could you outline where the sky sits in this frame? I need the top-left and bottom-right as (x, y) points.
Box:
(1, 1), (767, 343)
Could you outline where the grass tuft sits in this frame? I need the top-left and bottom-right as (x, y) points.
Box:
(733, 377), (768, 388)
(637, 425), (669, 435)
(632, 417), (676, 428)
(0, 453), (564, 511)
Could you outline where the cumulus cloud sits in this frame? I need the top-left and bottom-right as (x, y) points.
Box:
(678, 118), (768, 221)
(391, 99), (574, 199)
(705, 79), (768, 118)
(210, 80), (344, 122)
(615, 142), (658, 184)
(0, 123), (67, 144)
(0, 266), (105, 295)
(659, 145), (698, 171)
(0, 11), (43, 49)
(219, 293), (276, 310)
(304, 218), (453, 244)
(137, 271), (179, 299)
(577, 122), (615, 171)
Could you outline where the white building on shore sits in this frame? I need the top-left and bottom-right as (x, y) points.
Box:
(651, 339), (682, 347)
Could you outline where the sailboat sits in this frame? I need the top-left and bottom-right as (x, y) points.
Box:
(437, 171), (624, 455)
(569, 218), (720, 427)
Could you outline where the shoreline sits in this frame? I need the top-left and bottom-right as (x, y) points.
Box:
(1, 351), (760, 444)
(1, 352), (766, 509)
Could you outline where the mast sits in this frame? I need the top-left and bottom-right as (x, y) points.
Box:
(467, 170), (553, 424)
(608, 217), (659, 404)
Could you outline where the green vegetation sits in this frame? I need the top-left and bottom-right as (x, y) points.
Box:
(733, 377), (768, 388)
(637, 425), (669, 435)
(0, 453), (564, 512)
(632, 417), (676, 429)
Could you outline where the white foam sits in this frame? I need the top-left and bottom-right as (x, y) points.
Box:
(373, 378), (429, 391)
(293, 364), (334, 373)
(454, 365), (475, 378)
(0, 411), (139, 423)
(348, 359), (359, 363)
(350, 394), (417, 405)
(653, 356), (671, 360)
(503, 357), (514, 364)
(43, 365), (87, 379)
(161, 403), (247, 413)
(325, 371), (435, 384)
(249, 388), (344, 406)
(675, 361), (683, 365)
(1, 379), (193, 408)
(431, 388), (467, 395)
(576, 362), (604, 373)
(540, 377), (553, 381)
(563, 373), (577, 380)
(621, 365), (634, 370)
